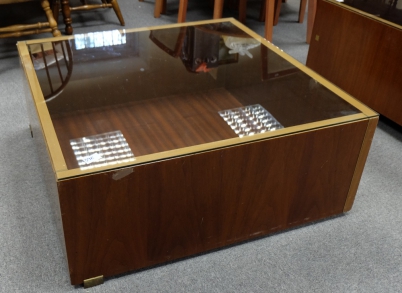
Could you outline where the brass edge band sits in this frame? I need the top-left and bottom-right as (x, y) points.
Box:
(18, 19), (377, 180)
(227, 19), (378, 118)
(17, 42), (68, 172)
(57, 113), (368, 180)
(344, 116), (379, 212)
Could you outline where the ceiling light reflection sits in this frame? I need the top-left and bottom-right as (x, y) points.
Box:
(219, 104), (283, 137)
(70, 130), (135, 170)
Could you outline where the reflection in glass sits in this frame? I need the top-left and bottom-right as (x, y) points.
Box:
(29, 41), (73, 101)
(74, 30), (127, 50)
(70, 131), (135, 170)
(149, 23), (258, 73)
(219, 105), (283, 137)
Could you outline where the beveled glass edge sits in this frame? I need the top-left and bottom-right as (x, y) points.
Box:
(226, 19), (378, 118)
(17, 42), (68, 173)
(16, 19), (378, 180)
(57, 113), (370, 180)
(324, 0), (402, 31)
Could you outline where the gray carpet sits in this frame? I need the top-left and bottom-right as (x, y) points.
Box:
(0, 1), (401, 292)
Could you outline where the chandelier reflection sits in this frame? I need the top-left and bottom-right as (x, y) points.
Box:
(70, 131), (135, 170)
(74, 30), (126, 50)
(219, 104), (283, 137)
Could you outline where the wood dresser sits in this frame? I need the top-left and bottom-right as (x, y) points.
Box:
(307, 0), (402, 125)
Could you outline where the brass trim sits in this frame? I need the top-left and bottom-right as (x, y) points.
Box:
(226, 19), (378, 118)
(17, 19), (378, 181)
(57, 114), (369, 180)
(17, 42), (68, 172)
(83, 275), (104, 288)
(344, 116), (379, 212)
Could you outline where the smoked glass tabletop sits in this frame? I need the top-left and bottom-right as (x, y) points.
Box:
(25, 21), (367, 173)
(339, 0), (402, 26)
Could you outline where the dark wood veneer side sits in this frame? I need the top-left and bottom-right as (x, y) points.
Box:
(58, 119), (369, 285)
(307, 0), (402, 125)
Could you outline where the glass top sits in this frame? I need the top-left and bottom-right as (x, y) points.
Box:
(26, 21), (364, 174)
(339, 0), (402, 26)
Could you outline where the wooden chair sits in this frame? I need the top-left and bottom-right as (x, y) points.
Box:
(149, 0), (284, 41)
(56, 0), (125, 35)
(256, 0), (308, 25)
(240, 0), (307, 40)
(0, 0), (61, 38)
(153, 0), (225, 22)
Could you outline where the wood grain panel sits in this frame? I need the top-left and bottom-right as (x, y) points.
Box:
(58, 119), (369, 285)
(306, 0), (402, 125)
(51, 88), (243, 169)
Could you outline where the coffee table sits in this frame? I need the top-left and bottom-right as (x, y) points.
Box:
(18, 19), (378, 287)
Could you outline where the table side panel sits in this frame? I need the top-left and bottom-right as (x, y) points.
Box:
(306, 0), (402, 125)
(58, 119), (369, 285)
(22, 68), (69, 267)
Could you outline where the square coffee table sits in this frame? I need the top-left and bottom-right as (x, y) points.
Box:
(18, 19), (378, 287)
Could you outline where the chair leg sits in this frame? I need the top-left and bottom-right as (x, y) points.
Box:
(213, 0), (224, 19)
(161, 0), (166, 14)
(52, 0), (60, 23)
(154, 0), (164, 17)
(42, 0), (62, 36)
(298, 0), (307, 23)
(259, 0), (266, 22)
(264, 0), (274, 41)
(61, 0), (73, 35)
(178, 0), (188, 22)
(108, 0), (125, 25)
(273, 0), (282, 25)
(238, 0), (247, 23)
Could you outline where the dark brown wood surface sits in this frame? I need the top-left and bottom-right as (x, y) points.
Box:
(52, 88), (243, 169)
(306, 0), (402, 125)
(58, 119), (369, 285)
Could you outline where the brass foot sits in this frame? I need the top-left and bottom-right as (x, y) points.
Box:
(83, 275), (104, 288)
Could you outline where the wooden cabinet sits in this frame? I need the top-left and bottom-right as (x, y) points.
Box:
(307, 0), (402, 125)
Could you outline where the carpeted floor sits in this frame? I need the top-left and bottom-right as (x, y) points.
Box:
(0, 1), (401, 292)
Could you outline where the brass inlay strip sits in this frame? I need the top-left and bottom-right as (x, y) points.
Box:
(344, 116), (379, 212)
(57, 113), (368, 180)
(17, 42), (68, 172)
(227, 19), (378, 118)
(18, 19), (378, 181)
